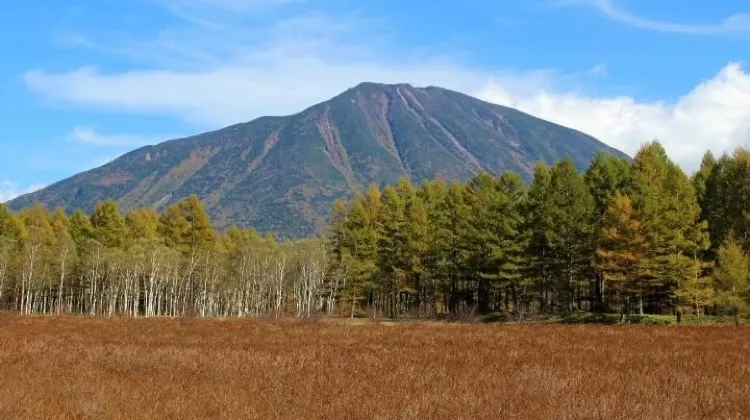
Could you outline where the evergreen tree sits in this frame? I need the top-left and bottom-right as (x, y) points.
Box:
(547, 158), (595, 311)
(525, 163), (555, 313)
(692, 151), (716, 217)
(585, 152), (635, 222)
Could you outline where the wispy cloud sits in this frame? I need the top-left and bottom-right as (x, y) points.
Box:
(23, 0), (750, 174)
(157, 0), (304, 13)
(154, 0), (306, 30)
(0, 181), (46, 203)
(67, 126), (178, 147)
(567, 0), (750, 35)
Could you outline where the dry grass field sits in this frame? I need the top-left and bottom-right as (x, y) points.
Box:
(1, 316), (749, 420)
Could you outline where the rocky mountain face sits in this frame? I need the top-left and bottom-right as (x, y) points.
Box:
(9, 82), (626, 238)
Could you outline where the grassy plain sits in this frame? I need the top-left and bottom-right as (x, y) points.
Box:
(1, 315), (749, 419)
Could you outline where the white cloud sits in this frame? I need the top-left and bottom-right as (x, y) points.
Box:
(569, 0), (750, 35)
(68, 126), (178, 147)
(23, 1), (750, 175)
(155, 0), (305, 29)
(476, 62), (750, 171)
(0, 181), (46, 203)
(25, 57), (750, 173)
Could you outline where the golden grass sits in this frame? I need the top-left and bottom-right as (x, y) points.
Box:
(1, 316), (749, 419)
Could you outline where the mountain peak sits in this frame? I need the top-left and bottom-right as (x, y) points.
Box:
(9, 83), (626, 238)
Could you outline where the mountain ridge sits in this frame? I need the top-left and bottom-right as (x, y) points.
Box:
(9, 82), (627, 238)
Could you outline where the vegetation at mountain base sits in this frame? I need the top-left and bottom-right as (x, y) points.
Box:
(7, 83), (624, 238)
(2, 317), (749, 420)
(1, 140), (750, 322)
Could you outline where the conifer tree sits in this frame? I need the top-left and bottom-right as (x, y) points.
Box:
(631, 141), (708, 313)
(125, 208), (160, 243)
(404, 195), (430, 314)
(342, 195), (380, 316)
(712, 236), (750, 322)
(595, 193), (647, 316)
(0, 204), (24, 307)
(525, 163), (555, 313)
(69, 209), (94, 251)
(90, 200), (126, 249)
(377, 186), (407, 317)
(585, 152), (635, 222)
(547, 158), (595, 311)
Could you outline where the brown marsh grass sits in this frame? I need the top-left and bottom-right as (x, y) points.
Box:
(1, 315), (749, 419)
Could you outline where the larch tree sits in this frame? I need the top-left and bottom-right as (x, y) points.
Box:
(594, 193), (647, 317)
(0, 204), (24, 307)
(712, 236), (750, 323)
(525, 163), (555, 313)
(547, 158), (595, 312)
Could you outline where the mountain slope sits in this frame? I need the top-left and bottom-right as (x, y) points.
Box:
(9, 83), (627, 238)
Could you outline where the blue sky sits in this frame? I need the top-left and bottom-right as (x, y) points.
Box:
(2, 0), (750, 200)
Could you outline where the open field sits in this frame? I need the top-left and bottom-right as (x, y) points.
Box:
(1, 316), (749, 419)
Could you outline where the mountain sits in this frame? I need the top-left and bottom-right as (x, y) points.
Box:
(9, 82), (627, 238)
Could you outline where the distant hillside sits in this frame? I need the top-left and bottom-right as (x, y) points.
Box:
(9, 82), (627, 237)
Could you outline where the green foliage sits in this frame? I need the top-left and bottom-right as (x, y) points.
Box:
(712, 236), (750, 316)
(6, 139), (750, 323)
(90, 200), (126, 248)
(158, 195), (215, 254)
(69, 209), (94, 250)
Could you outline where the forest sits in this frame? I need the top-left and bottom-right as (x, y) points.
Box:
(1, 141), (749, 321)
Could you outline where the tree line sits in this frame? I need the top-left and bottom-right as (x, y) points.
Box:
(1, 141), (749, 320)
